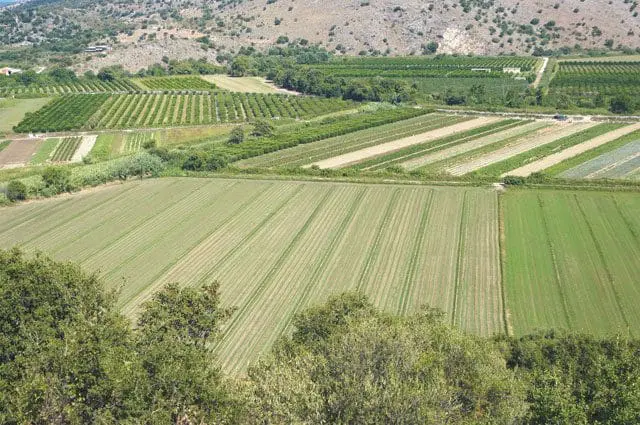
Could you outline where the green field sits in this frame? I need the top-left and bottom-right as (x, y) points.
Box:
(503, 190), (640, 336)
(0, 97), (52, 133)
(0, 178), (503, 372)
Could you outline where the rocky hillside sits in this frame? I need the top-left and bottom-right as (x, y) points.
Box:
(1, 0), (640, 70)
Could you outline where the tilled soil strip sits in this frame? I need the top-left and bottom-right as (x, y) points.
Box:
(308, 117), (501, 169)
(446, 123), (595, 176)
(504, 122), (640, 177)
(72, 135), (98, 163)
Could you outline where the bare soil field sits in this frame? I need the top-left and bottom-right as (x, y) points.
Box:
(504, 123), (640, 177)
(310, 117), (501, 169)
(0, 138), (43, 168)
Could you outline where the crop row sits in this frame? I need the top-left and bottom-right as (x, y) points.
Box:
(325, 56), (538, 71)
(123, 133), (156, 153)
(560, 140), (640, 179)
(135, 77), (217, 91)
(14, 93), (353, 132)
(311, 68), (513, 79)
(219, 107), (430, 162)
(0, 79), (138, 95)
(51, 137), (82, 162)
(14, 94), (110, 133)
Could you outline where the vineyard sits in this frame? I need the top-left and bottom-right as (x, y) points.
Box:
(133, 77), (217, 91)
(13, 93), (354, 132)
(0, 178), (504, 373)
(0, 79), (138, 96)
(549, 61), (640, 96)
(51, 137), (82, 162)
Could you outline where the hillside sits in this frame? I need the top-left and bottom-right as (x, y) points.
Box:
(1, 0), (640, 70)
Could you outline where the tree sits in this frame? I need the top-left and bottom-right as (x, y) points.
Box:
(423, 41), (439, 54)
(0, 249), (237, 424)
(251, 119), (274, 137)
(609, 94), (634, 114)
(6, 180), (27, 201)
(229, 56), (252, 77)
(41, 166), (72, 194)
(228, 127), (245, 144)
(243, 293), (527, 424)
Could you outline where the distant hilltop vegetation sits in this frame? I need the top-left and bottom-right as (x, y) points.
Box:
(1, 0), (640, 69)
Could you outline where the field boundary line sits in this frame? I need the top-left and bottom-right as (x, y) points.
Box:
(355, 189), (401, 292)
(497, 193), (511, 336)
(537, 195), (572, 327)
(450, 191), (468, 327)
(220, 187), (335, 340)
(398, 190), (434, 315)
(193, 185), (307, 288)
(121, 183), (279, 316)
(573, 195), (632, 334)
(611, 196), (640, 251)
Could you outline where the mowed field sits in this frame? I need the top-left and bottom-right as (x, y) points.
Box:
(0, 178), (504, 372)
(503, 190), (640, 336)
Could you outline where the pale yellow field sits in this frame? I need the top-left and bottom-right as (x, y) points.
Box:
(0, 98), (51, 133)
(202, 75), (280, 93)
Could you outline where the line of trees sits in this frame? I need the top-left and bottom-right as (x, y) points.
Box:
(1, 250), (638, 424)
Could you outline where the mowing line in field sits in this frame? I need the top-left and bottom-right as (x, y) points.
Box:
(355, 189), (401, 292)
(397, 190), (434, 315)
(120, 183), (282, 316)
(309, 117), (501, 169)
(100, 181), (242, 285)
(217, 188), (335, 354)
(536, 195), (573, 328)
(497, 194), (511, 336)
(504, 122), (640, 177)
(450, 191), (468, 327)
(612, 196), (640, 250)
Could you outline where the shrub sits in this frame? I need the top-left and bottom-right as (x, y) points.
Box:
(228, 127), (245, 145)
(503, 175), (525, 185)
(42, 167), (72, 194)
(6, 180), (27, 202)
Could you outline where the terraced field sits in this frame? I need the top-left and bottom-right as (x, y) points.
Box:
(0, 178), (503, 373)
(503, 190), (640, 336)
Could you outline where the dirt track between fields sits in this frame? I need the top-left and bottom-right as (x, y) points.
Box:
(503, 122), (640, 177)
(309, 117), (501, 169)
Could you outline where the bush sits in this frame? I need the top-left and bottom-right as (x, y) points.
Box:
(228, 127), (245, 145)
(6, 180), (27, 202)
(251, 120), (275, 137)
(502, 175), (525, 185)
(42, 167), (72, 194)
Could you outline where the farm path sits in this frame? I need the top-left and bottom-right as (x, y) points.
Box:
(532, 57), (549, 88)
(504, 122), (640, 177)
(72, 135), (98, 163)
(309, 117), (501, 169)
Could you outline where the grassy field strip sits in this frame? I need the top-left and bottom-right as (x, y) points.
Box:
(360, 189), (430, 311)
(402, 189), (464, 320)
(504, 191), (632, 335)
(0, 97), (51, 132)
(107, 183), (279, 308)
(359, 120), (524, 171)
(122, 183), (304, 316)
(559, 140), (640, 179)
(502, 192), (572, 334)
(87, 181), (240, 291)
(216, 187), (362, 373)
(78, 180), (229, 272)
(477, 123), (625, 177)
(402, 121), (548, 171)
(310, 117), (501, 169)
(0, 183), (142, 248)
(577, 194), (640, 332)
(21, 180), (181, 254)
(505, 122), (640, 177)
(454, 191), (503, 335)
(30, 138), (60, 164)
(445, 123), (595, 176)
(71, 135), (98, 162)
(235, 113), (450, 168)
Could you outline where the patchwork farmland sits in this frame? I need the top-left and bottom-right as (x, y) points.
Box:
(2, 178), (639, 373)
(0, 178), (503, 372)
